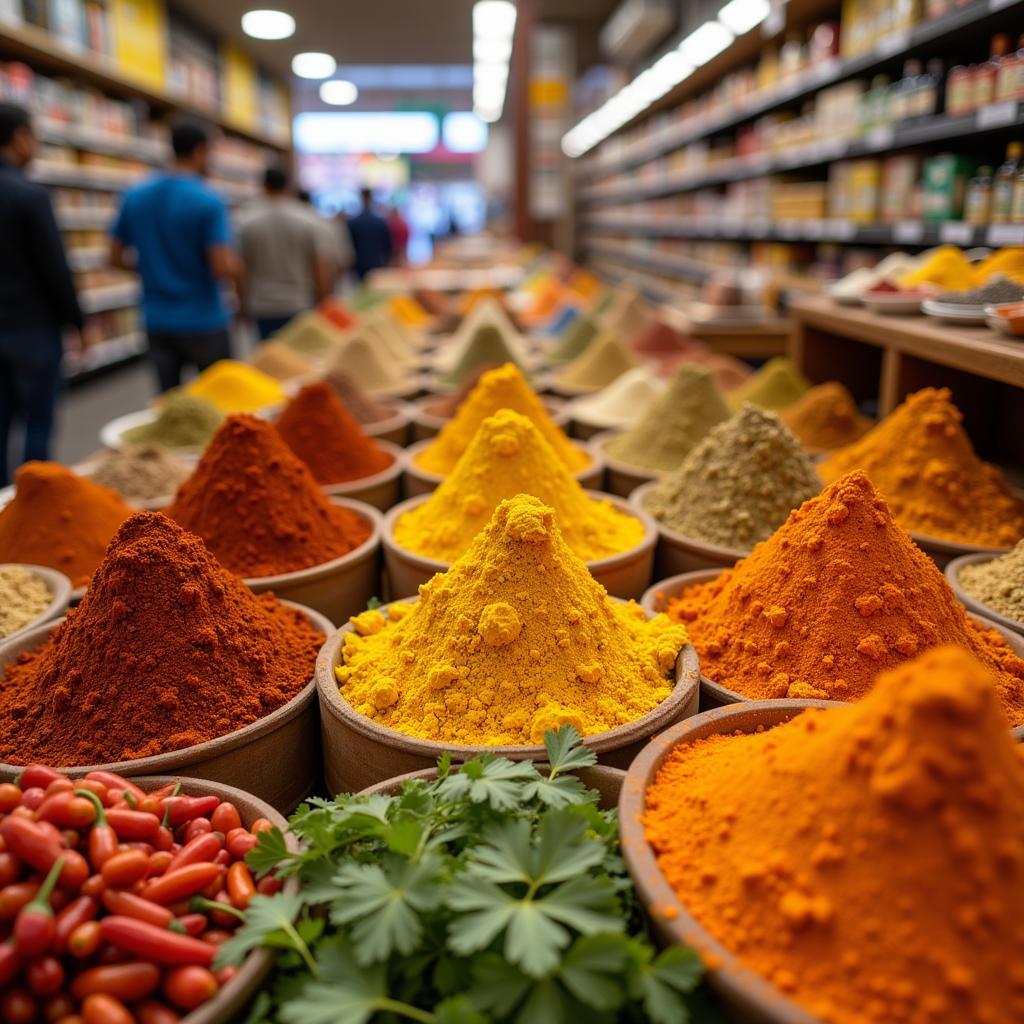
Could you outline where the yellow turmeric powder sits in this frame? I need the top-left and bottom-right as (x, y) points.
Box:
(395, 410), (645, 562)
(184, 360), (285, 413)
(338, 493), (687, 745)
(414, 362), (589, 475)
(643, 645), (1024, 1024)
(820, 388), (1024, 547)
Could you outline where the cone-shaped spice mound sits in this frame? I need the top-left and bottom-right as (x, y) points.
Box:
(600, 286), (650, 340)
(643, 405), (821, 551)
(643, 645), (1024, 1024)
(416, 363), (588, 474)
(439, 297), (526, 372)
(122, 391), (224, 450)
(167, 415), (371, 577)
(605, 366), (730, 472)
(0, 512), (323, 765)
(441, 323), (524, 387)
(0, 463), (132, 587)
(573, 367), (667, 430)
(630, 317), (689, 355)
(249, 340), (311, 381)
(780, 380), (872, 451)
(666, 471), (1024, 720)
(327, 330), (405, 392)
(277, 311), (347, 356)
(341, 494), (687, 744)
(184, 360), (284, 413)
(728, 356), (810, 411)
(322, 371), (397, 425)
(275, 382), (393, 485)
(555, 331), (639, 391)
(552, 313), (598, 362)
(396, 410), (644, 562)
(820, 387), (1024, 547)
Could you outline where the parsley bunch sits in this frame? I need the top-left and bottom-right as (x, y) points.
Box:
(219, 727), (716, 1024)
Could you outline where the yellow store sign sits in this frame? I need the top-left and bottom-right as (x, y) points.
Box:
(222, 42), (258, 131)
(110, 0), (166, 91)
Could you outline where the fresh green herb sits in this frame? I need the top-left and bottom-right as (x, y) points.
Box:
(222, 726), (713, 1023)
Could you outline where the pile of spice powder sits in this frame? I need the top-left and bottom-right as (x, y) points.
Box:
(604, 366), (730, 472)
(319, 297), (358, 331)
(365, 312), (417, 367)
(665, 471), (1024, 718)
(395, 410), (644, 563)
(642, 645), (1024, 1024)
(660, 351), (753, 394)
(630, 317), (689, 355)
(248, 341), (312, 381)
(600, 287), (650, 341)
(122, 391), (224, 450)
(728, 357), (811, 411)
(327, 330), (406, 393)
(390, 294), (432, 328)
(899, 245), (977, 290)
(441, 323), (525, 387)
(0, 566), (51, 639)
(184, 359), (285, 413)
(572, 367), (667, 429)
(780, 381), (873, 451)
(819, 388), (1024, 547)
(419, 364), (498, 419)
(167, 414), (371, 577)
(340, 494), (686, 745)
(555, 331), (639, 391)
(275, 381), (393, 485)
(416, 363), (589, 475)
(87, 445), (191, 504)
(322, 371), (399, 424)
(643, 405), (821, 551)
(278, 311), (347, 356)
(0, 463), (132, 588)
(0, 512), (323, 765)
(551, 313), (598, 363)
(957, 539), (1024, 623)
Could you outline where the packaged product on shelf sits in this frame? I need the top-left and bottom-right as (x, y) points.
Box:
(922, 154), (977, 221)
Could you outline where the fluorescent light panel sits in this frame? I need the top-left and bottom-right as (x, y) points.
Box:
(292, 52), (336, 79)
(472, 0), (515, 124)
(240, 9), (294, 40)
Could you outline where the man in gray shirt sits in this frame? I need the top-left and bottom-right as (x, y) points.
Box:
(238, 167), (333, 340)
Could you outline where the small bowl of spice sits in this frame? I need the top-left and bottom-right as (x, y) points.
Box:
(76, 444), (193, 510)
(946, 542), (1024, 637)
(0, 563), (71, 644)
(986, 301), (1024, 337)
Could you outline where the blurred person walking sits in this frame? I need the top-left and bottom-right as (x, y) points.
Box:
(346, 187), (392, 281)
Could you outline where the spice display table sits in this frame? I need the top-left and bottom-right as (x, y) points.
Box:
(788, 296), (1024, 467)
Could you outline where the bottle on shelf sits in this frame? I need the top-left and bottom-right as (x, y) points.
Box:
(993, 143), (1023, 223)
(974, 34), (1010, 110)
(1011, 159), (1024, 223)
(892, 60), (922, 123)
(996, 34), (1024, 103)
(946, 64), (973, 116)
(916, 59), (945, 118)
(965, 165), (994, 225)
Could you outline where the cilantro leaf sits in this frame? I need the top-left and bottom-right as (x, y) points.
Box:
(558, 933), (629, 1009)
(514, 977), (570, 1024)
(522, 773), (592, 808)
(299, 859), (347, 906)
(543, 725), (597, 776)
(537, 875), (622, 935)
(245, 826), (291, 879)
(532, 810), (606, 885)
(446, 874), (517, 956)
(504, 900), (572, 977)
(469, 953), (532, 1015)
(630, 945), (703, 1024)
(436, 755), (537, 810)
(434, 996), (489, 1024)
(214, 892), (305, 969)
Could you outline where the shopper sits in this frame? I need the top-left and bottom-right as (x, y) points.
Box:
(238, 168), (333, 340)
(110, 121), (240, 392)
(387, 205), (411, 266)
(0, 102), (85, 486)
(298, 188), (353, 289)
(346, 187), (392, 281)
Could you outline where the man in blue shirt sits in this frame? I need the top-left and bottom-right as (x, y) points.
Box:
(0, 103), (84, 485)
(346, 188), (393, 281)
(111, 122), (241, 392)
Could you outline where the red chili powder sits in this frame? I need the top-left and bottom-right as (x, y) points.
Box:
(166, 414), (371, 577)
(0, 511), (324, 765)
(275, 382), (393, 485)
(631, 318), (690, 354)
(319, 298), (357, 330)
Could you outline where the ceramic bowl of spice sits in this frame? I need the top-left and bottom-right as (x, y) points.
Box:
(0, 563), (72, 645)
(362, 402), (413, 445)
(75, 446), (194, 510)
(620, 645), (1024, 1024)
(0, 513), (335, 812)
(908, 530), (1011, 570)
(644, 568), (1024, 712)
(946, 547), (1024, 637)
(568, 367), (668, 440)
(588, 431), (660, 498)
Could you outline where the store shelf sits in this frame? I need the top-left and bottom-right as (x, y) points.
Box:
(580, 103), (1024, 206)
(64, 331), (145, 380)
(30, 161), (143, 190)
(577, 0), (1024, 182)
(0, 22), (289, 152)
(81, 282), (139, 314)
(57, 208), (116, 230)
(584, 215), (1024, 248)
(68, 247), (109, 272)
(585, 241), (713, 285)
(39, 121), (165, 163)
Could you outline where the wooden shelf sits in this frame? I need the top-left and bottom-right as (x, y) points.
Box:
(0, 22), (289, 153)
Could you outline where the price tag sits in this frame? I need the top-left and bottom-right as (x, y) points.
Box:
(893, 221), (925, 244)
(876, 31), (910, 57)
(865, 126), (894, 150)
(804, 220), (825, 239)
(827, 220), (857, 241)
(940, 222), (974, 244)
(976, 101), (1018, 129)
(988, 224), (1024, 246)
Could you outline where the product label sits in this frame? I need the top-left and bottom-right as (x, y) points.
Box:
(976, 100), (1018, 128)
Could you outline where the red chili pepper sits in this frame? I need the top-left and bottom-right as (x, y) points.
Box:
(209, 803), (241, 834)
(180, 818), (212, 843)
(226, 862), (255, 911)
(53, 896), (99, 954)
(73, 779), (107, 801)
(15, 767), (63, 792)
(67, 920), (102, 959)
(0, 987), (37, 1024)
(12, 857), (65, 958)
(163, 965), (218, 1011)
(43, 778), (73, 797)
(225, 831), (257, 860)
(140, 863), (222, 906)
(100, 848), (150, 888)
(104, 809), (160, 841)
(189, 894), (243, 929)
(200, 929), (232, 945)
(19, 788), (45, 811)
(213, 965), (237, 987)
(0, 784), (22, 813)
(256, 874), (283, 896)
(36, 792), (97, 830)
(25, 955), (64, 997)
(153, 827), (175, 852)
(213, 850), (231, 867)
(72, 961), (161, 1001)
(0, 818), (87, 889)
(0, 853), (20, 888)
(136, 1000), (181, 1024)
(101, 889), (173, 928)
(83, 773), (145, 801)
(0, 883), (39, 920)
(73, 790), (118, 870)
(80, 874), (105, 899)
(82, 992), (134, 1024)
(99, 917), (215, 966)
(173, 913), (207, 937)
(249, 818), (274, 835)
(166, 833), (222, 875)
(42, 992), (75, 1021)
(149, 851), (173, 876)
(0, 941), (21, 986)
(158, 796), (219, 828)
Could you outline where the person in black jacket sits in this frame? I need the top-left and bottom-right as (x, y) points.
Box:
(346, 187), (392, 281)
(0, 103), (84, 485)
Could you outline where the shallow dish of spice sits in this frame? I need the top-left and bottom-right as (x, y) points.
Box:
(0, 564), (71, 642)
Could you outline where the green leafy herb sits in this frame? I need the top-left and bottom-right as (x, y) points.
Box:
(225, 725), (710, 1022)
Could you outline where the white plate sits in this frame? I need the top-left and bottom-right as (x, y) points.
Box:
(921, 299), (989, 325)
(99, 409), (206, 454)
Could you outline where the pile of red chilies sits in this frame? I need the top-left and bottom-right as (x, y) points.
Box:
(0, 765), (279, 1024)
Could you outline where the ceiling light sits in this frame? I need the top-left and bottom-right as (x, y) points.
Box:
(474, 61), (509, 87)
(678, 20), (734, 66)
(717, 0), (770, 35)
(651, 49), (693, 88)
(475, 104), (503, 123)
(320, 80), (359, 105)
(241, 9), (295, 40)
(474, 81), (505, 108)
(292, 52), (336, 79)
(474, 37), (512, 62)
(473, 0), (517, 41)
